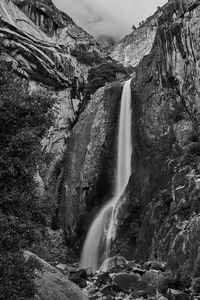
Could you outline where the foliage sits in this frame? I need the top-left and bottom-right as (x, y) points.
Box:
(0, 251), (36, 300)
(84, 62), (127, 95)
(0, 58), (55, 298)
(71, 44), (103, 66)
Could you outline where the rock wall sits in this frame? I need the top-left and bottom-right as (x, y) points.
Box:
(0, 0), (104, 208)
(56, 82), (124, 240)
(112, 0), (200, 280)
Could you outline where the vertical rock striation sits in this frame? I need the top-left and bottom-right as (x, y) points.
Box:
(111, 0), (200, 280)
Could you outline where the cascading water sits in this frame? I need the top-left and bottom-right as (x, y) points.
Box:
(80, 79), (132, 272)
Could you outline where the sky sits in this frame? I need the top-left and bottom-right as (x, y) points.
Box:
(54, 0), (167, 40)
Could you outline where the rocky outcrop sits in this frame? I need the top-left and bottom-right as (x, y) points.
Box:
(0, 0), (102, 87)
(24, 251), (88, 300)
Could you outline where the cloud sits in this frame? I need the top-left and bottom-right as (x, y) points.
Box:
(53, 0), (167, 40)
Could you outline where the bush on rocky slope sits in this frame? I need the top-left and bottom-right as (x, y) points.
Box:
(0, 58), (55, 299)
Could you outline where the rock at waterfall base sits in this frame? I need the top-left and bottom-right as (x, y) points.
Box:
(24, 251), (88, 300)
(113, 272), (140, 292)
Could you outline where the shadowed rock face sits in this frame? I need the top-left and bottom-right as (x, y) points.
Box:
(110, 0), (200, 279)
(57, 82), (123, 239)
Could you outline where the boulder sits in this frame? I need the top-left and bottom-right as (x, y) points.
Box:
(113, 272), (140, 292)
(142, 270), (163, 286)
(24, 251), (88, 300)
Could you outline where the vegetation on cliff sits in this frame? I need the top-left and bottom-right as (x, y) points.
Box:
(71, 43), (103, 66)
(84, 62), (127, 95)
(0, 58), (55, 299)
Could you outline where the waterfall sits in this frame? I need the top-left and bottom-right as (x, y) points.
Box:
(80, 79), (132, 272)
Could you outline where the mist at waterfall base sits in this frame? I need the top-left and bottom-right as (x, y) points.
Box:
(81, 79), (132, 272)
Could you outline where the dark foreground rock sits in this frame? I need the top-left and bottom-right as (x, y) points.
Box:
(24, 251), (88, 300)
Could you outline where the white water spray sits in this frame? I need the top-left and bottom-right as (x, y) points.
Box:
(80, 79), (132, 272)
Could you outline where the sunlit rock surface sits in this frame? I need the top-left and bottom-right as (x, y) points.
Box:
(110, 8), (164, 67)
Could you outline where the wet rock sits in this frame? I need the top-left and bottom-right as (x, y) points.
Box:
(24, 251), (88, 300)
(113, 272), (140, 292)
(167, 288), (189, 300)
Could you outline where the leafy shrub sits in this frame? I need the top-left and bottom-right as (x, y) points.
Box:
(0, 251), (36, 300)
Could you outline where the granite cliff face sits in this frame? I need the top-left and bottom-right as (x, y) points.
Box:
(0, 0), (102, 86)
(110, 7), (164, 67)
(111, 0), (200, 281)
(0, 0), (104, 206)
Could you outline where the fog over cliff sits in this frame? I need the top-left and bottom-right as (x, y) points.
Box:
(54, 0), (167, 40)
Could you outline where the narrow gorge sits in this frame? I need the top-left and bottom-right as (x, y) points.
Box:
(1, 0), (200, 299)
